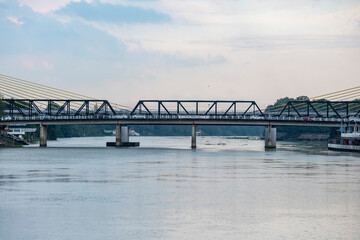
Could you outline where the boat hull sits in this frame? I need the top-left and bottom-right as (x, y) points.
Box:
(328, 143), (360, 152)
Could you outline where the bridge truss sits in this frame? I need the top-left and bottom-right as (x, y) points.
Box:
(268, 101), (360, 118)
(130, 100), (264, 117)
(1, 99), (359, 124)
(2, 99), (116, 118)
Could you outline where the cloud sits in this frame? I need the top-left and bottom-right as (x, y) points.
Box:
(18, 0), (73, 13)
(159, 54), (227, 68)
(7, 16), (25, 25)
(208, 55), (226, 65)
(0, 2), (126, 57)
(225, 35), (360, 50)
(56, 1), (171, 23)
(42, 61), (54, 70)
(0, 1), (217, 70)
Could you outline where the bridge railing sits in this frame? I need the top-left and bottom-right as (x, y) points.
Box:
(1, 112), (352, 124)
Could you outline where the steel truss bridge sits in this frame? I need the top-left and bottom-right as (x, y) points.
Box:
(1, 99), (359, 127)
(1, 74), (360, 148)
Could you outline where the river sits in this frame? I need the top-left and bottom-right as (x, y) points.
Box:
(0, 136), (359, 239)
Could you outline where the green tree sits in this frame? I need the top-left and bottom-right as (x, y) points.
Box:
(0, 93), (4, 117)
(0, 99), (4, 117)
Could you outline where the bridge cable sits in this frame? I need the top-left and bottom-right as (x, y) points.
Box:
(0, 74), (131, 109)
(0, 78), (86, 109)
(264, 86), (360, 112)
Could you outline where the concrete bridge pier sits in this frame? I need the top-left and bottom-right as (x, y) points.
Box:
(265, 125), (276, 149)
(40, 124), (47, 147)
(191, 124), (196, 149)
(121, 125), (130, 143)
(115, 124), (122, 147)
(108, 124), (139, 147)
(115, 124), (129, 146)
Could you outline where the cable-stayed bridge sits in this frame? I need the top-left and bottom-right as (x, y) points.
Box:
(1, 73), (359, 148)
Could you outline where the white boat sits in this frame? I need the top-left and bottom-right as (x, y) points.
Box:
(328, 123), (360, 152)
(129, 129), (140, 136)
(105, 129), (140, 136)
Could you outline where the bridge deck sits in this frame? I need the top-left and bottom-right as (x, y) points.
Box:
(0, 114), (349, 127)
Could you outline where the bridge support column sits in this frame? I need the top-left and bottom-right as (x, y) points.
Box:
(115, 125), (129, 146)
(115, 124), (122, 147)
(121, 125), (129, 144)
(191, 125), (196, 149)
(40, 124), (47, 147)
(108, 124), (139, 147)
(265, 126), (276, 149)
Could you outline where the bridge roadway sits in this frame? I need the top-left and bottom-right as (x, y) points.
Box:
(0, 114), (347, 127)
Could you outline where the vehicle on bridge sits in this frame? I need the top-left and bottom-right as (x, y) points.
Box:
(349, 116), (360, 122)
(250, 115), (264, 120)
(301, 117), (313, 121)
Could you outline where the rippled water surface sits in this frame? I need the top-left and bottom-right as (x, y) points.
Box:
(1, 136), (359, 240)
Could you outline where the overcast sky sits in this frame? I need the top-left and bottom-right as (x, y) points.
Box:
(1, 0), (359, 107)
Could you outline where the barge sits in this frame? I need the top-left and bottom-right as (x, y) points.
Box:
(328, 122), (360, 152)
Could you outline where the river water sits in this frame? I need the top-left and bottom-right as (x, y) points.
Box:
(0, 136), (359, 240)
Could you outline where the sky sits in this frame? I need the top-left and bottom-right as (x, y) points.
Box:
(0, 0), (360, 107)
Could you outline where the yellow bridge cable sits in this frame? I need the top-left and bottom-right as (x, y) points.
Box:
(0, 78), (103, 111)
(0, 78), (94, 109)
(0, 74), (129, 110)
(2, 99), (28, 109)
(0, 78), (87, 105)
(0, 92), (39, 109)
(0, 74), (94, 100)
(0, 75), (99, 109)
(336, 94), (360, 101)
(0, 74), (131, 109)
(0, 89), (64, 111)
(0, 86), (46, 103)
(0, 83), (84, 110)
(0, 87), (119, 113)
(295, 89), (360, 111)
(314, 88), (360, 100)
(311, 86), (360, 100)
(0, 81), (77, 103)
(305, 91), (360, 112)
(326, 91), (360, 101)
(264, 85), (360, 111)
(1, 74), (127, 109)
(305, 88), (360, 111)
(0, 77), (97, 109)
(0, 78), (84, 100)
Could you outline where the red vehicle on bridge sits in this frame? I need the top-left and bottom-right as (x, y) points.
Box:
(301, 117), (313, 121)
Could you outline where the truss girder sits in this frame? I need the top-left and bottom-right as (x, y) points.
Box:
(275, 101), (359, 118)
(2, 99), (116, 117)
(130, 100), (266, 117)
